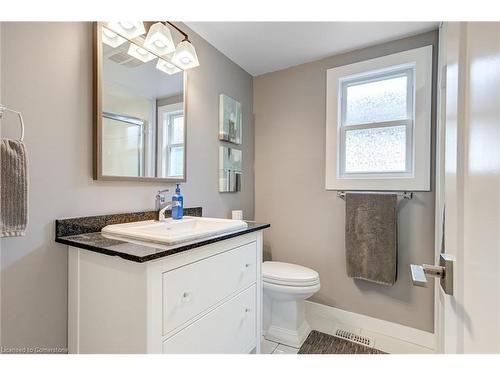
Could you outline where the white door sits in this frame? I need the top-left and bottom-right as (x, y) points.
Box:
(435, 22), (500, 354)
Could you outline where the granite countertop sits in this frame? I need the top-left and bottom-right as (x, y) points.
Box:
(55, 207), (270, 263)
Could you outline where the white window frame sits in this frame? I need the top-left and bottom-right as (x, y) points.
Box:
(157, 102), (184, 178)
(339, 66), (414, 178)
(325, 45), (433, 191)
(165, 111), (184, 177)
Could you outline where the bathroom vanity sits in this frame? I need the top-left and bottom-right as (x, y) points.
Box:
(55, 208), (269, 354)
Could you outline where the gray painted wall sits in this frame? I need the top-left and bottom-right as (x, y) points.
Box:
(254, 31), (438, 332)
(0, 22), (254, 349)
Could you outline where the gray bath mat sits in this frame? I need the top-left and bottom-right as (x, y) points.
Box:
(298, 330), (385, 354)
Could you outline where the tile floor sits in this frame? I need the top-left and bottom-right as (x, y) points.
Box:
(261, 338), (299, 354)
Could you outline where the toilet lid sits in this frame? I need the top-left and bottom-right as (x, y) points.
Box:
(262, 261), (320, 286)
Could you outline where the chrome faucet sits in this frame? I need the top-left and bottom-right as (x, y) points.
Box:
(155, 189), (181, 222)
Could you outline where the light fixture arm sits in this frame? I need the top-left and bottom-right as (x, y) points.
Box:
(166, 21), (190, 42)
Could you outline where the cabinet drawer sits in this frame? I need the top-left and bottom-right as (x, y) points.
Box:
(162, 285), (256, 353)
(162, 241), (256, 335)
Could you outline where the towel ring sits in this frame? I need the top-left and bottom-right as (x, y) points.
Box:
(0, 104), (25, 141)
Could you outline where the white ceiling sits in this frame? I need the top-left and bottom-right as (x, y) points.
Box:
(186, 22), (439, 76)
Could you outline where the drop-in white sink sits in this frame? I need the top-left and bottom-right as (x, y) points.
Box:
(101, 216), (248, 245)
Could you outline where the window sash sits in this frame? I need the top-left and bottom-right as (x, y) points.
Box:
(340, 67), (414, 128)
(165, 112), (184, 177)
(338, 66), (414, 178)
(339, 119), (413, 177)
(167, 112), (184, 146)
(167, 145), (184, 177)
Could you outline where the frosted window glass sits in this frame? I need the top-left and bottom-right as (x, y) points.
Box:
(169, 146), (184, 176)
(345, 125), (406, 173)
(171, 115), (184, 144)
(345, 75), (408, 125)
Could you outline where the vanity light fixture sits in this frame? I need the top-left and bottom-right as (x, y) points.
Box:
(144, 22), (175, 56)
(171, 39), (200, 70)
(156, 58), (182, 75)
(103, 21), (200, 74)
(127, 44), (156, 63)
(165, 21), (200, 70)
(101, 27), (127, 48)
(106, 21), (146, 39)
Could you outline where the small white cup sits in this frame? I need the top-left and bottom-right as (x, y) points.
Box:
(232, 210), (243, 220)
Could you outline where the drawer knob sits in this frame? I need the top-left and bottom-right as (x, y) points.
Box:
(181, 292), (191, 302)
(245, 308), (251, 313)
(245, 263), (251, 268)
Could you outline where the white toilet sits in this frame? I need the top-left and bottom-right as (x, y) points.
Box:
(262, 261), (320, 348)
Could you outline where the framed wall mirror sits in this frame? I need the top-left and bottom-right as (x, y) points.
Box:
(93, 22), (187, 182)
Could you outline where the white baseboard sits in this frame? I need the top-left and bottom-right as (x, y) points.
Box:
(305, 301), (436, 354)
(265, 321), (311, 349)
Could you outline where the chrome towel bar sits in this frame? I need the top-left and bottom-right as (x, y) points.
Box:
(336, 191), (414, 200)
(0, 104), (25, 141)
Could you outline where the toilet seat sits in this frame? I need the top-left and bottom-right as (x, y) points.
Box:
(262, 261), (320, 287)
(263, 281), (321, 296)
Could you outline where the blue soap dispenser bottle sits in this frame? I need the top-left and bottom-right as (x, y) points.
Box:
(172, 184), (184, 220)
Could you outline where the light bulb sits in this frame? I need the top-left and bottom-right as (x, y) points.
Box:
(106, 22), (146, 39)
(127, 43), (156, 63)
(143, 22), (175, 56)
(156, 58), (182, 75)
(154, 40), (166, 48)
(171, 40), (199, 70)
(119, 21), (135, 30)
(101, 26), (127, 48)
(102, 28), (117, 38)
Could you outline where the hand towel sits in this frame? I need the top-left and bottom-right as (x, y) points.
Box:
(1, 139), (28, 237)
(345, 193), (397, 286)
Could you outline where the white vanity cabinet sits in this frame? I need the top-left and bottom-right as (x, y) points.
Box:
(67, 231), (263, 354)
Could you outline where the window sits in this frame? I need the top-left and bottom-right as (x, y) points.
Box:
(340, 68), (413, 176)
(325, 46), (432, 191)
(157, 102), (184, 178)
(165, 112), (184, 177)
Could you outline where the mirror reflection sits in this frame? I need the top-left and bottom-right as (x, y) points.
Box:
(219, 146), (242, 192)
(100, 25), (185, 179)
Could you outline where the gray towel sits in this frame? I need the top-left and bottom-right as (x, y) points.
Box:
(345, 193), (397, 286)
(1, 139), (28, 237)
